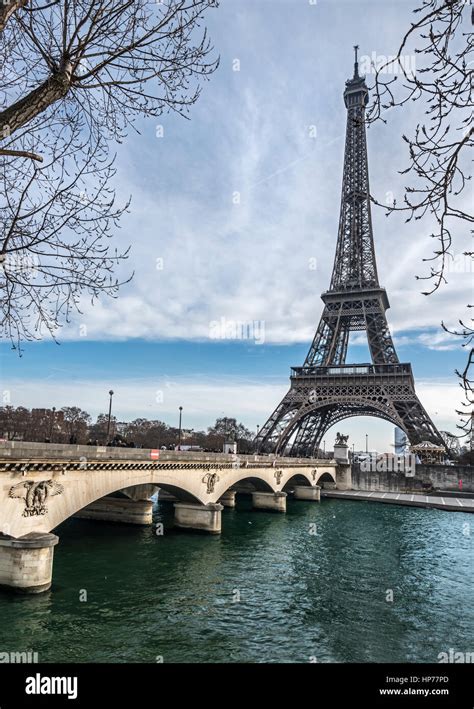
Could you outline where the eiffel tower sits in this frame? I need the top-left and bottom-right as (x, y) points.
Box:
(255, 47), (444, 457)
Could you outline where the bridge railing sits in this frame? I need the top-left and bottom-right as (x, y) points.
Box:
(0, 440), (336, 467)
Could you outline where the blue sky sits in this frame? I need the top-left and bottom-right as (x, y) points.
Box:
(1, 0), (471, 450)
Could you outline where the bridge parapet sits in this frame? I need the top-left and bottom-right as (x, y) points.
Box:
(0, 440), (332, 467)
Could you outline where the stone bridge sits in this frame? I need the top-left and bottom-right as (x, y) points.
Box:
(0, 441), (350, 594)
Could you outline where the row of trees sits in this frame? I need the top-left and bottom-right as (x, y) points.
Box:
(0, 407), (256, 452)
(1, 405), (471, 461)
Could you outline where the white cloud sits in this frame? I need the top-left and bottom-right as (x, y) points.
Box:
(42, 0), (468, 348)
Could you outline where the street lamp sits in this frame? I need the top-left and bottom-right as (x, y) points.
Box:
(365, 433), (368, 454)
(323, 439), (326, 457)
(470, 411), (474, 453)
(49, 407), (56, 442)
(106, 390), (114, 443)
(178, 406), (183, 451)
(223, 416), (228, 452)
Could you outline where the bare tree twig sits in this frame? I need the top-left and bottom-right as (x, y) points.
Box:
(366, 0), (473, 442)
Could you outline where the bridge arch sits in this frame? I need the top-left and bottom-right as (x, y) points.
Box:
(218, 475), (275, 495)
(4, 468), (209, 538)
(211, 472), (277, 504)
(59, 474), (207, 532)
(317, 471), (337, 488)
(282, 473), (313, 491)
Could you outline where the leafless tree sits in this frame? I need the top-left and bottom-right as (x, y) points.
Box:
(366, 0), (473, 440)
(61, 406), (91, 440)
(0, 405), (30, 440)
(0, 0), (219, 347)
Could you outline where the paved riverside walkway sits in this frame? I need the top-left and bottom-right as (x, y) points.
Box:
(321, 489), (474, 513)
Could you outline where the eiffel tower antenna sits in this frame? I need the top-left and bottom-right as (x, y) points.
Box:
(255, 51), (444, 457)
(353, 44), (359, 78)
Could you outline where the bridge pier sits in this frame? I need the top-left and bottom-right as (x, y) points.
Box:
(174, 502), (223, 534)
(0, 532), (58, 594)
(218, 490), (236, 508)
(252, 491), (287, 512)
(74, 496), (154, 525)
(336, 464), (352, 490)
(293, 485), (321, 501)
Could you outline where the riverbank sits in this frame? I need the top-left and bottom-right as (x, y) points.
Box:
(321, 489), (474, 513)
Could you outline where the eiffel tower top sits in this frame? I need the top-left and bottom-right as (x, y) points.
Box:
(344, 44), (369, 106)
(328, 47), (378, 292)
(353, 44), (359, 78)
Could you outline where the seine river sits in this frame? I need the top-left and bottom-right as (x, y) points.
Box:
(0, 497), (472, 663)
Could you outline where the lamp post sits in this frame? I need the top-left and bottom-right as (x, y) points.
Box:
(365, 433), (368, 454)
(178, 406), (183, 451)
(223, 416), (228, 452)
(49, 407), (56, 442)
(106, 390), (114, 443)
(323, 439), (326, 457)
(470, 410), (474, 453)
(256, 424), (260, 454)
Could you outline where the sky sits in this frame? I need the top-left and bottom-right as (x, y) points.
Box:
(1, 0), (472, 451)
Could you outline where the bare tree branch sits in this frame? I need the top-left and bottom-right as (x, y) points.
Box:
(366, 0), (473, 441)
(0, 0), (219, 347)
(0, 0), (28, 33)
(0, 147), (42, 162)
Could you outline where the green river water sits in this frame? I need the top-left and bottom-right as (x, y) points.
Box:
(0, 497), (472, 663)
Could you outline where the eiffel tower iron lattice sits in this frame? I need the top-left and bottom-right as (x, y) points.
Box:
(255, 48), (444, 458)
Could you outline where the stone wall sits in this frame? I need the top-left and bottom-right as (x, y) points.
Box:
(352, 463), (473, 493)
(416, 464), (473, 492)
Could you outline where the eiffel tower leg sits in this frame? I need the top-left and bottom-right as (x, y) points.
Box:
(288, 415), (318, 457)
(394, 397), (444, 447)
(287, 408), (333, 457)
(366, 311), (398, 364)
(255, 389), (301, 452)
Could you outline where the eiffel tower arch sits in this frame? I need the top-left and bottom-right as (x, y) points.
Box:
(255, 48), (444, 457)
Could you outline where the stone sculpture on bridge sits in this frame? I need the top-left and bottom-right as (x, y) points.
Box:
(9, 479), (64, 517)
(202, 471), (220, 494)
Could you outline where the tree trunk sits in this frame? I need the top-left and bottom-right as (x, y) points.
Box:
(0, 62), (73, 136)
(0, 0), (28, 33)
